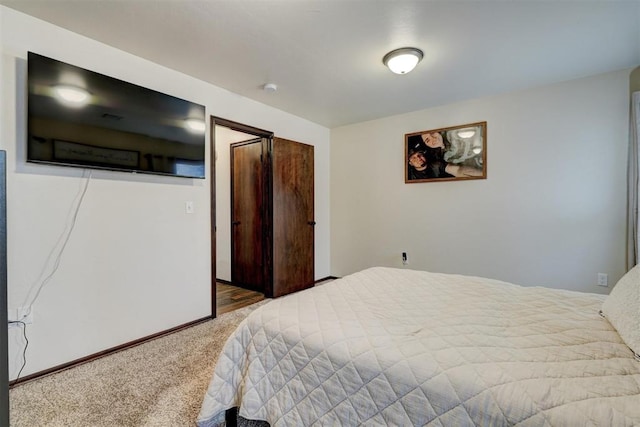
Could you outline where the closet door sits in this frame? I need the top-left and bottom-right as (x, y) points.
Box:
(230, 139), (265, 292)
(270, 138), (314, 298)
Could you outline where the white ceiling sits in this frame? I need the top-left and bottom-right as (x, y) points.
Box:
(2, 1), (639, 128)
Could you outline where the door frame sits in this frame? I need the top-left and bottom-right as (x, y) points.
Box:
(209, 116), (273, 317)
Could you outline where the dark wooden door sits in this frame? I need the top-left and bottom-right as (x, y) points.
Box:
(231, 139), (265, 292)
(270, 137), (314, 298)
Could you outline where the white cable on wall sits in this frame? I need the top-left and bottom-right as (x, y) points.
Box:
(21, 169), (93, 314)
(9, 169), (92, 381)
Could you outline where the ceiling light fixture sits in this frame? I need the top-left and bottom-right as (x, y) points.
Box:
(382, 47), (424, 74)
(53, 84), (90, 106)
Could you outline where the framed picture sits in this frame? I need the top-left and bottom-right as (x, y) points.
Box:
(405, 121), (487, 183)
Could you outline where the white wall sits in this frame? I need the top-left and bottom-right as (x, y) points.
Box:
(1, 6), (330, 379)
(331, 70), (630, 294)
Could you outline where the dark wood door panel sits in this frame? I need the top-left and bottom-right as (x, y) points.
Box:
(272, 137), (314, 297)
(231, 140), (264, 292)
(230, 136), (314, 298)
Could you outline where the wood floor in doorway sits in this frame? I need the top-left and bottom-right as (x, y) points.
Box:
(216, 282), (265, 315)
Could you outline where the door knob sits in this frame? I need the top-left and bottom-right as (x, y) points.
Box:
(307, 221), (316, 226)
(232, 221), (241, 225)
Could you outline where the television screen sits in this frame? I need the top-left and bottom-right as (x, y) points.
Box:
(27, 52), (206, 178)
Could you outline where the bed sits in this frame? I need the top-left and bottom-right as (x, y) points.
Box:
(197, 267), (640, 426)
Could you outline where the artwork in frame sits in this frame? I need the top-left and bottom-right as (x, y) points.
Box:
(405, 121), (487, 183)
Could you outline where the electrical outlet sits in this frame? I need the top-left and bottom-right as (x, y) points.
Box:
(597, 273), (608, 287)
(402, 252), (408, 265)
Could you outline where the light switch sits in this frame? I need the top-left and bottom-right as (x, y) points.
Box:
(185, 201), (194, 214)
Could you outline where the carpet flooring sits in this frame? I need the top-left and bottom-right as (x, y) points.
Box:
(9, 301), (268, 426)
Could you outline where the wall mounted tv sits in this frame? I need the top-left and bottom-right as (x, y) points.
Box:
(27, 52), (206, 179)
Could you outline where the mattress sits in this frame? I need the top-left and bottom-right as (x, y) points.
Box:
(197, 267), (640, 426)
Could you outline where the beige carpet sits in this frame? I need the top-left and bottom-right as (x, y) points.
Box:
(9, 301), (268, 426)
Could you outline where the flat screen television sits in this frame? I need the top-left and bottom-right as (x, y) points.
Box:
(27, 52), (206, 179)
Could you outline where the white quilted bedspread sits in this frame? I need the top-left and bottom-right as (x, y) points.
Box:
(197, 267), (640, 426)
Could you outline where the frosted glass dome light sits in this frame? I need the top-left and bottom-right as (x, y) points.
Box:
(383, 48), (424, 74)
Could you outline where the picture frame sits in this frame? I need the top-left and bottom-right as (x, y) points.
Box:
(405, 121), (487, 183)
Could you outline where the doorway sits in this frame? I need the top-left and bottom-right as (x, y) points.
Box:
(211, 118), (271, 316)
(210, 117), (315, 317)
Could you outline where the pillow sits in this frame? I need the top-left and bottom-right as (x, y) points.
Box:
(601, 264), (640, 357)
